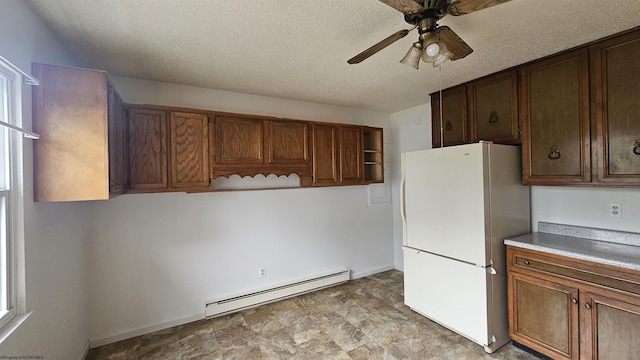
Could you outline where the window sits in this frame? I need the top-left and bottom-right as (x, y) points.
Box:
(0, 56), (33, 341)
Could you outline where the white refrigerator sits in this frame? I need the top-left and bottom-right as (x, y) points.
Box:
(401, 142), (530, 353)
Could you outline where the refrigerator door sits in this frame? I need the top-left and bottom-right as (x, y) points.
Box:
(403, 143), (490, 265)
(403, 247), (492, 346)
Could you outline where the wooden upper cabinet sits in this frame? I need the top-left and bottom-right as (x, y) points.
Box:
(431, 85), (467, 148)
(32, 63), (125, 202)
(591, 29), (640, 186)
(107, 82), (128, 195)
(520, 48), (591, 185)
(214, 116), (263, 165)
(170, 112), (210, 189)
(211, 115), (312, 179)
(339, 125), (363, 185)
(128, 108), (168, 191)
(311, 123), (339, 186)
(311, 124), (364, 186)
(266, 120), (310, 166)
(468, 70), (520, 144)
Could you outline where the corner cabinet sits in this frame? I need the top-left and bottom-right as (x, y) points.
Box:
(519, 48), (591, 186)
(363, 127), (384, 183)
(32, 63), (127, 202)
(507, 246), (640, 360)
(128, 106), (210, 193)
(591, 29), (640, 186)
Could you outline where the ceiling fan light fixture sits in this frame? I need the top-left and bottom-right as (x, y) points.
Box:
(400, 42), (423, 69)
(421, 35), (448, 64)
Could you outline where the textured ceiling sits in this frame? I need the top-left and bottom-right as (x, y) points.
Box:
(26, 0), (640, 113)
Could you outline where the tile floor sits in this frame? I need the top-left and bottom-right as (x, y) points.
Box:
(86, 270), (541, 359)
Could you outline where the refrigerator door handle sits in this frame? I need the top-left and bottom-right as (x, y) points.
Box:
(400, 172), (407, 229)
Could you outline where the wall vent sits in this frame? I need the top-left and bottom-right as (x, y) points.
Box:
(205, 269), (350, 318)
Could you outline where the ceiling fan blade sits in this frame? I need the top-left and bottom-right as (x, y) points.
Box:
(436, 26), (473, 60)
(447, 0), (511, 16)
(348, 29), (411, 64)
(378, 0), (425, 14)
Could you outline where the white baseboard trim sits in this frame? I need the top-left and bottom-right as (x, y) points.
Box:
(89, 313), (203, 349)
(350, 264), (395, 279)
(77, 340), (89, 360)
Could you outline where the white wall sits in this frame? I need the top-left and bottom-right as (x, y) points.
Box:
(0, 2), (91, 360)
(88, 78), (394, 345)
(389, 104), (431, 271)
(390, 103), (640, 272)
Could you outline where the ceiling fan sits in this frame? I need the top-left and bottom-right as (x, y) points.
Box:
(347, 0), (511, 69)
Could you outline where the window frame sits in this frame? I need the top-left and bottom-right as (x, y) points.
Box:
(0, 58), (30, 342)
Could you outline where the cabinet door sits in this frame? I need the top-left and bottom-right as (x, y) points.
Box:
(107, 82), (127, 195)
(431, 85), (467, 148)
(266, 120), (310, 165)
(520, 48), (591, 185)
(214, 116), (263, 164)
(508, 272), (579, 360)
(581, 291), (640, 360)
(591, 30), (640, 185)
(312, 124), (339, 185)
(339, 125), (363, 185)
(468, 70), (520, 144)
(128, 108), (168, 190)
(170, 112), (210, 189)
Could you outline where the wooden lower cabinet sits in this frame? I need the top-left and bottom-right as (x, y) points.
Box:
(507, 246), (640, 360)
(509, 272), (579, 359)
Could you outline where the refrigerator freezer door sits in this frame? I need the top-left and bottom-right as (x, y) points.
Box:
(403, 143), (491, 265)
(403, 247), (492, 346)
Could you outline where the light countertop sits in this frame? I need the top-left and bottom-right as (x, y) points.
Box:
(505, 222), (640, 272)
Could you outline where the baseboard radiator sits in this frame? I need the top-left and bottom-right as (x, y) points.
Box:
(205, 269), (350, 318)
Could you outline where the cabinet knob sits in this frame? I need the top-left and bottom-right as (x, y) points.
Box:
(523, 260), (530, 265)
(548, 145), (561, 160)
(488, 111), (499, 124)
(571, 298), (578, 304)
(585, 303), (592, 309)
(633, 140), (640, 155)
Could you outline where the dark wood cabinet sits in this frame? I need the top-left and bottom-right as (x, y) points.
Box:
(128, 108), (168, 191)
(32, 63), (127, 202)
(266, 119), (310, 167)
(509, 271), (579, 359)
(519, 48), (591, 185)
(581, 291), (640, 360)
(128, 107), (210, 193)
(591, 29), (640, 186)
(508, 246), (640, 360)
(430, 85), (467, 148)
(468, 70), (520, 144)
(311, 124), (365, 186)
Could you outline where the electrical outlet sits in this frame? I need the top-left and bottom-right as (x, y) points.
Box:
(610, 203), (622, 218)
(258, 267), (266, 278)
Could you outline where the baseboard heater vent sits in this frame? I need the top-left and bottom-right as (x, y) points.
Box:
(205, 269), (350, 318)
